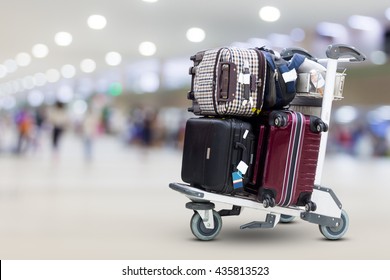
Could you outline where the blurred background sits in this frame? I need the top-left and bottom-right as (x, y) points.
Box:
(0, 0), (390, 259)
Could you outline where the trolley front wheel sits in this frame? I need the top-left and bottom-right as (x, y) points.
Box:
(319, 209), (349, 240)
(190, 210), (222, 241)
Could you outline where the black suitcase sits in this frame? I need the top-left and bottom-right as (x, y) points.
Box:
(181, 117), (255, 194)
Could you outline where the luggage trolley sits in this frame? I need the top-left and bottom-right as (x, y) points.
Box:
(169, 44), (366, 241)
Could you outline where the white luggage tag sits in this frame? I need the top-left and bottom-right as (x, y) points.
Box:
(237, 160), (248, 175)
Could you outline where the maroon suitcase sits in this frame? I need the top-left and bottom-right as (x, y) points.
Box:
(251, 110), (327, 208)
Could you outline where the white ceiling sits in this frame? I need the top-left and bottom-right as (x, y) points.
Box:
(0, 0), (389, 84)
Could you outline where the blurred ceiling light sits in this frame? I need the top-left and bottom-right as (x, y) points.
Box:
(15, 52), (31, 67)
(290, 28), (306, 42)
(348, 15), (381, 31)
(28, 90), (45, 107)
(57, 85), (74, 103)
(142, 0), (159, 3)
(61, 64), (76, 78)
(316, 22), (348, 39)
(22, 76), (35, 90)
(370, 50), (387, 65)
(54, 31), (73, 46)
(46, 69), (60, 83)
(334, 106), (358, 124)
(139, 41), (157, 56)
(0, 65), (8, 78)
(32, 44), (49, 58)
(73, 99), (88, 115)
(259, 6), (280, 22)
(87, 15), (107, 30)
(33, 72), (47, 87)
(4, 59), (18, 73)
(105, 51), (122, 66)
(80, 59), (97, 73)
(186, 27), (206, 43)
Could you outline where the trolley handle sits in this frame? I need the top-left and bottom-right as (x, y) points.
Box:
(326, 44), (366, 62)
(281, 47), (317, 61)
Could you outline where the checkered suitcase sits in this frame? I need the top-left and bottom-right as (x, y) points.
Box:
(251, 110), (328, 208)
(188, 47), (267, 117)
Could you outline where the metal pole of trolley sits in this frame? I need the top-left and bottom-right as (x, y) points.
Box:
(314, 57), (338, 185)
(315, 44), (366, 185)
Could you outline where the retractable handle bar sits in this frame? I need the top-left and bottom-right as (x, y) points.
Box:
(315, 44), (365, 185)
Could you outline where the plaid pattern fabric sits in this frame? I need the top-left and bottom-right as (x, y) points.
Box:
(193, 47), (266, 117)
(193, 49), (220, 115)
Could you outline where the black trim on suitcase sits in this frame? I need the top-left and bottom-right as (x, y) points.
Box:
(211, 48), (224, 116)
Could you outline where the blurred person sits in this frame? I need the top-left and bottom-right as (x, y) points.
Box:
(31, 106), (47, 153)
(81, 106), (99, 161)
(47, 101), (69, 158)
(14, 107), (33, 155)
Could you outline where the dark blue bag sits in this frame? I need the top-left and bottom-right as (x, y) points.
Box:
(260, 48), (305, 109)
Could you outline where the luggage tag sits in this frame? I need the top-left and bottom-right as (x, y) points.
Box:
(232, 171), (243, 189)
(232, 161), (249, 189)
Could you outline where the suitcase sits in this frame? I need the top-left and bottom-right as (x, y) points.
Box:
(251, 110), (327, 208)
(187, 47), (267, 117)
(181, 117), (255, 194)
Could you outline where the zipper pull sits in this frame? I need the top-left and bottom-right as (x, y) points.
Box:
(274, 69), (278, 81)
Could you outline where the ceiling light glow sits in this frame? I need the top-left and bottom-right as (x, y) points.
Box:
(80, 59), (97, 73)
(139, 41), (157, 56)
(15, 52), (32, 67)
(186, 27), (206, 43)
(32, 44), (49, 58)
(54, 32), (73, 46)
(87, 15), (107, 30)
(105, 51), (122, 66)
(4, 59), (18, 73)
(259, 6), (281, 22)
(61, 64), (76, 78)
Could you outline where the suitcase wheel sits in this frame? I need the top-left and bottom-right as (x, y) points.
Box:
(319, 209), (349, 240)
(310, 118), (329, 133)
(271, 112), (287, 127)
(305, 201), (317, 212)
(190, 210), (222, 241)
(262, 195), (276, 208)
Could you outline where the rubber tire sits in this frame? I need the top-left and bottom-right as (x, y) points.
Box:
(319, 209), (349, 240)
(190, 210), (222, 241)
(280, 214), (295, 223)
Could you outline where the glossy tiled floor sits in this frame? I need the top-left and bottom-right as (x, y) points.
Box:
(0, 134), (389, 259)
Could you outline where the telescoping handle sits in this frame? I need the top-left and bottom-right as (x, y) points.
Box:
(315, 44), (365, 185)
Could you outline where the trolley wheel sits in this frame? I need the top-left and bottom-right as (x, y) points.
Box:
(319, 209), (349, 240)
(280, 214), (295, 223)
(190, 210), (222, 241)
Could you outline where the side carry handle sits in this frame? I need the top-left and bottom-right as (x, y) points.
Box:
(326, 44), (366, 62)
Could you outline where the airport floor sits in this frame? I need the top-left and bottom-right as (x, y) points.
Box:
(0, 133), (389, 260)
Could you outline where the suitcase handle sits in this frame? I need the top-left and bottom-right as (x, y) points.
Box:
(326, 44), (366, 62)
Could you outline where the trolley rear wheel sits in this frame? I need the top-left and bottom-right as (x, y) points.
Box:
(319, 209), (349, 240)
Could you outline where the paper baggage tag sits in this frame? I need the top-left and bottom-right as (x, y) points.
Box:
(232, 171), (243, 189)
(237, 161), (248, 175)
(282, 68), (298, 83)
